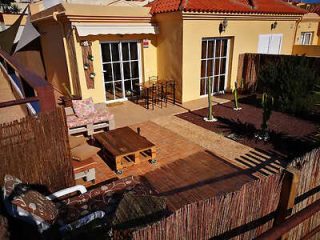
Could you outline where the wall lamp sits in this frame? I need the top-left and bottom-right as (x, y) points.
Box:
(219, 18), (228, 34)
(271, 21), (278, 30)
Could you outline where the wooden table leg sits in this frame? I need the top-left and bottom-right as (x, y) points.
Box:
(115, 156), (123, 174)
(150, 147), (157, 164)
(134, 151), (140, 164)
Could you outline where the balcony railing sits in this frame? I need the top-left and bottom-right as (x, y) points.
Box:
(0, 48), (55, 114)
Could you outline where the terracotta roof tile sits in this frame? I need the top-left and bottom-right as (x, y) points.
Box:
(148, 0), (307, 15)
(309, 4), (320, 15)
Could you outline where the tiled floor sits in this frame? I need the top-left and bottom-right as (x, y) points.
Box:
(107, 96), (229, 128)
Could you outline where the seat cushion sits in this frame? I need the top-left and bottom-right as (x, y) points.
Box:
(66, 115), (91, 129)
(69, 136), (87, 149)
(71, 144), (100, 162)
(3, 175), (58, 224)
(91, 112), (114, 124)
(56, 176), (149, 224)
(72, 98), (97, 118)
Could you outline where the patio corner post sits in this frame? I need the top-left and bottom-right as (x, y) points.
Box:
(204, 76), (217, 122)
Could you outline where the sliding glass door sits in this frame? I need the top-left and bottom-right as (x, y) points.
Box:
(101, 41), (141, 102)
(200, 38), (229, 96)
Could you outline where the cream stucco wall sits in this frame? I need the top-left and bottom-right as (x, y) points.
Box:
(295, 21), (319, 45)
(155, 12), (183, 101)
(182, 17), (298, 102)
(73, 34), (158, 103)
(36, 21), (70, 101)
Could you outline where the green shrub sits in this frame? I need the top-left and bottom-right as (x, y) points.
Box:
(257, 56), (320, 115)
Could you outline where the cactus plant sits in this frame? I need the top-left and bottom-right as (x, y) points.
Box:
(233, 81), (241, 111)
(204, 77), (217, 122)
(260, 92), (274, 141)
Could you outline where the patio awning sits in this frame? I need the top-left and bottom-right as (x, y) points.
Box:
(74, 23), (158, 36)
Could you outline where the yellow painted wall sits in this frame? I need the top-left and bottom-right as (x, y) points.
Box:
(36, 21), (70, 101)
(295, 21), (319, 45)
(182, 18), (297, 102)
(2, 13), (27, 26)
(73, 34), (157, 103)
(155, 12), (183, 101)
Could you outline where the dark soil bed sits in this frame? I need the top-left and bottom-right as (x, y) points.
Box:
(177, 100), (319, 161)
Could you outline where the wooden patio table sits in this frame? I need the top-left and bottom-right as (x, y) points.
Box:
(94, 127), (156, 174)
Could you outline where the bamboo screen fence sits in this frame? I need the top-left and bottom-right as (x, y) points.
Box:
(288, 149), (320, 240)
(122, 148), (320, 240)
(0, 108), (74, 192)
(131, 173), (282, 240)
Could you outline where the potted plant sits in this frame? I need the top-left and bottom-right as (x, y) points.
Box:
(84, 63), (90, 70)
(89, 72), (96, 79)
(88, 54), (94, 61)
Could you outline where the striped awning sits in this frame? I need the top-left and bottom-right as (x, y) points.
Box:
(74, 23), (158, 36)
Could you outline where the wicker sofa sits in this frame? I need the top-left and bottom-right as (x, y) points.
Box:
(65, 98), (115, 136)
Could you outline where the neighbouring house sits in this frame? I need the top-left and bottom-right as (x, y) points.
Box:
(295, 13), (319, 45)
(29, 0), (306, 104)
(291, 3), (320, 56)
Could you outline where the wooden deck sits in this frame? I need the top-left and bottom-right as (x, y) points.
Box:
(77, 121), (256, 211)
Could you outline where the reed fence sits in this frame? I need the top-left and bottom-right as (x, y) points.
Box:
(130, 173), (282, 240)
(117, 148), (320, 240)
(287, 149), (320, 240)
(0, 108), (74, 192)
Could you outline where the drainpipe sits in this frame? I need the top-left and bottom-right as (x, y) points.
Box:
(292, 17), (303, 54)
(52, 11), (76, 96)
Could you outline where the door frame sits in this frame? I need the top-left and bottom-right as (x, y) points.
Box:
(200, 37), (231, 97)
(100, 40), (143, 104)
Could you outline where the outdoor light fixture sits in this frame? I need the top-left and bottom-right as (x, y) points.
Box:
(219, 18), (228, 34)
(271, 21), (278, 30)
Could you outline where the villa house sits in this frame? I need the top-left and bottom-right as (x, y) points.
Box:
(29, 0), (306, 104)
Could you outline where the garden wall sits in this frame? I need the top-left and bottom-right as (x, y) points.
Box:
(0, 108), (74, 192)
(237, 53), (320, 94)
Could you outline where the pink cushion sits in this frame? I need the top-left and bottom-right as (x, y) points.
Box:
(72, 98), (97, 118)
(90, 112), (114, 123)
(66, 115), (91, 128)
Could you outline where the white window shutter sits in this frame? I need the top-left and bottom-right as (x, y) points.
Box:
(257, 35), (271, 54)
(269, 34), (283, 55)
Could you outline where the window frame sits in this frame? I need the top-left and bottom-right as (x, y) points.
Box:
(200, 37), (230, 96)
(300, 32), (313, 45)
